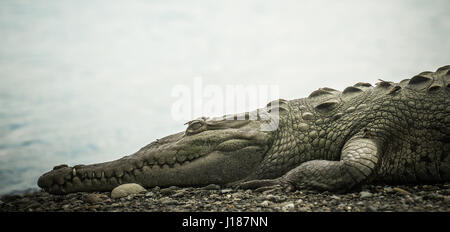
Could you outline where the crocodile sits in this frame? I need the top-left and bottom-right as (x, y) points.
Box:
(38, 65), (450, 194)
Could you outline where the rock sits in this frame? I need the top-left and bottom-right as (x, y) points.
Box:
(220, 189), (233, 194)
(444, 196), (450, 204)
(264, 194), (277, 201)
(330, 195), (341, 200)
(392, 187), (412, 196)
(254, 186), (277, 193)
(111, 183), (147, 199)
(85, 193), (107, 204)
(201, 184), (221, 190)
(360, 191), (373, 198)
(281, 202), (295, 211)
(260, 200), (271, 207)
(384, 187), (393, 193)
(366, 206), (378, 212)
(160, 188), (175, 195)
(172, 190), (187, 198)
(298, 206), (311, 212)
(24, 202), (41, 210)
(159, 197), (178, 205)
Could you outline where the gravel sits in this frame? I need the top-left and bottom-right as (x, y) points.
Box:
(1, 183), (449, 212)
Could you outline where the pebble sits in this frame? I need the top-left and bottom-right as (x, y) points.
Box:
(111, 183), (147, 199)
(201, 184), (221, 190)
(160, 188), (175, 195)
(260, 200), (271, 207)
(295, 199), (304, 205)
(298, 206), (311, 212)
(220, 189), (233, 194)
(443, 196), (450, 204)
(281, 202), (295, 211)
(392, 187), (412, 196)
(85, 193), (107, 204)
(159, 197), (178, 205)
(330, 195), (341, 200)
(171, 190), (186, 198)
(360, 191), (373, 198)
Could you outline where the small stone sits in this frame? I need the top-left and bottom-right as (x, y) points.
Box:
(360, 191), (373, 198)
(384, 187), (393, 193)
(172, 190), (186, 198)
(366, 206), (378, 212)
(298, 206), (311, 212)
(167, 186), (179, 190)
(443, 196), (450, 204)
(330, 195), (341, 200)
(392, 187), (412, 196)
(260, 200), (271, 207)
(24, 202), (41, 210)
(220, 189), (233, 194)
(259, 187), (277, 194)
(85, 193), (107, 204)
(145, 192), (155, 197)
(159, 197), (178, 205)
(295, 199), (304, 205)
(264, 194), (277, 201)
(111, 183), (147, 199)
(160, 188), (175, 195)
(281, 202), (295, 211)
(201, 184), (221, 190)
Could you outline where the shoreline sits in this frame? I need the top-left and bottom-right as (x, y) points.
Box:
(1, 183), (449, 212)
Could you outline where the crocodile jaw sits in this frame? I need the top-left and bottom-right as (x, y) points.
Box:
(38, 121), (271, 194)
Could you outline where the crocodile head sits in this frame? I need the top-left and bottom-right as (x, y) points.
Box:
(37, 111), (276, 194)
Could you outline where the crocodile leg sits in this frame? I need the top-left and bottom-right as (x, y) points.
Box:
(239, 137), (381, 192)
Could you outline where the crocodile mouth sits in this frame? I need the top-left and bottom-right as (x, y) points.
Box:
(38, 120), (272, 194)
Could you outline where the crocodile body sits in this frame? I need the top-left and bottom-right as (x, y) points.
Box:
(38, 65), (450, 194)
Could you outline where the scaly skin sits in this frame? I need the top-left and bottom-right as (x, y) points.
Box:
(38, 65), (450, 194)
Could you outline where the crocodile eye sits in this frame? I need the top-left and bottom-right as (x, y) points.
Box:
(189, 121), (203, 130)
(185, 120), (206, 135)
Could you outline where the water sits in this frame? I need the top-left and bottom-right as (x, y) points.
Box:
(0, 0), (449, 195)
